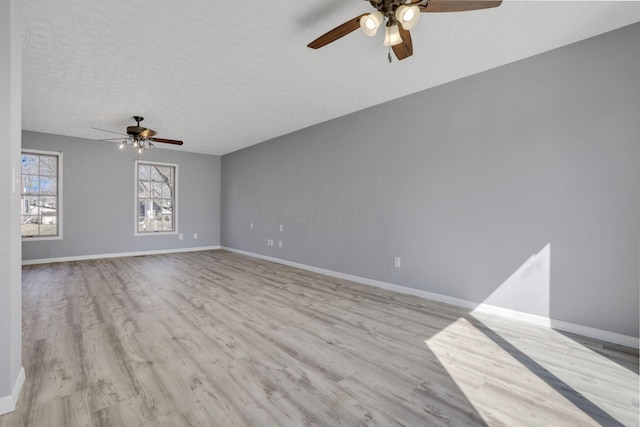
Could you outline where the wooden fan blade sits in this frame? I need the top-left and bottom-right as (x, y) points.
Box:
(308, 14), (367, 49)
(98, 138), (129, 141)
(91, 127), (128, 136)
(139, 128), (157, 139)
(392, 27), (413, 61)
(421, 0), (502, 13)
(149, 137), (184, 146)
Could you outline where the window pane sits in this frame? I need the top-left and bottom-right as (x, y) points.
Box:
(139, 164), (150, 181)
(150, 167), (163, 182)
(22, 215), (40, 225)
(138, 200), (148, 232)
(41, 196), (57, 212)
(21, 216), (40, 237)
(136, 163), (175, 234)
(39, 156), (57, 176)
(163, 215), (173, 230)
(39, 222), (57, 235)
(41, 212), (57, 223)
(40, 176), (57, 195)
(20, 198), (26, 215)
(159, 199), (173, 213)
(138, 181), (150, 198)
(161, 182), (171, 198)
(21, 151), (61, 238)
(21, 223), (39, 237)
(162, 167), (173, 183)
(21, 155), (39, 174)
(23, 197), (39, 216)
(151, 182), (163, 198)
(22, 175), (39, 194)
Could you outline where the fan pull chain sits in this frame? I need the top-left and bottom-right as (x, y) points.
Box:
(388, 46), (392, 63)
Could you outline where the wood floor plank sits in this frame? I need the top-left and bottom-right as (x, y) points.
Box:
(1, 250), (637, 426)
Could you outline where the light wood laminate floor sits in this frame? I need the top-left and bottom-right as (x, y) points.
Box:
(1, 250), (638, 426)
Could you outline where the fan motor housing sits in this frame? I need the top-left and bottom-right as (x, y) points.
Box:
(127, 126), (156, 139)
(127, 126), (145, 136)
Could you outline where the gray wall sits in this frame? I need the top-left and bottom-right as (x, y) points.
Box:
(221, 23), (640, 337)
(0, 0), (22, 404)
(22, 131), (221, 261)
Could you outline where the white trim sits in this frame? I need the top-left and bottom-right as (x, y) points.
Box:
(549, 319), (639, 349)
(0, 367), (25, 416)
(21, 235), (63, 241)
(221, 247), (639, 349)
(134, 230), (179, 237)
(22, 246), (221, 265)
(134, 160), (179, 237)
(21, 149), (63, 241)
(471, 303), (552, 328)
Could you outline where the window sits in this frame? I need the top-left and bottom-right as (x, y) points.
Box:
(135, 161), (178, 235)
(21, 149), (62, 239)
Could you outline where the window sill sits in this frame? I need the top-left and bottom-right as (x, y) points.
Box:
(134, 231), (178, 237)
(22, 235), (63, 242)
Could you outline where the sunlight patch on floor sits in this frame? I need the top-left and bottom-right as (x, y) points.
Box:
(425, 317), (623, 426)
(472, 312), (639, 426)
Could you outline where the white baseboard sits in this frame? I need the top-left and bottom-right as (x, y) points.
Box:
(548, 319), (638, 348)
(22, 246), (222, 266)
(221, 247), (639, 349)
(0, 367), (25, 416)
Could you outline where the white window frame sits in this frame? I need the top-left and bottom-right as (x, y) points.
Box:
(134, 160), (179, 237)
(21, 149), (63, 241)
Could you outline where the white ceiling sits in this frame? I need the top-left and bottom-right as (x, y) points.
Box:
(21, 1), (640, 155)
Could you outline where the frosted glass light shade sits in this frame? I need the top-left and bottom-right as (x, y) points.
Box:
(383, 24), (403, 46)
(360, 11), (384, 37)
(395, 5), (420, 30)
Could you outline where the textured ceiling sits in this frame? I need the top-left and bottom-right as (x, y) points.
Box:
(21, 1), (640, 155)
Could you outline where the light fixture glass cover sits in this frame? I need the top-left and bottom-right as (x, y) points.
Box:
(395, 5), (420, 30)
(360, 11), (384, 36)
(118, 138), (151, 153)
(383, 24), (403, 46)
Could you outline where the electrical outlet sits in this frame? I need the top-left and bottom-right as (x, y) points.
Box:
(193, 233), (198, 239)
(394, 257), (401, 268)
(250, 222), (254, 229)
(279, 224), (283, 232)
(179, 234), (184, 240)
(267, 239), (274, 247)
(278, 240), (282, 248)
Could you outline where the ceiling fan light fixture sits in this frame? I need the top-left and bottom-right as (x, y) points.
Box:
(94, 116), (184, 152)
(383, 24), (403, 46)
(360, 11), (383, 36)
(396, 5), (420, 30)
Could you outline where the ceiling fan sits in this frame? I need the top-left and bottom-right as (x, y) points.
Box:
(92, 116), (184, 153)
(307, 0), (502, 61)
